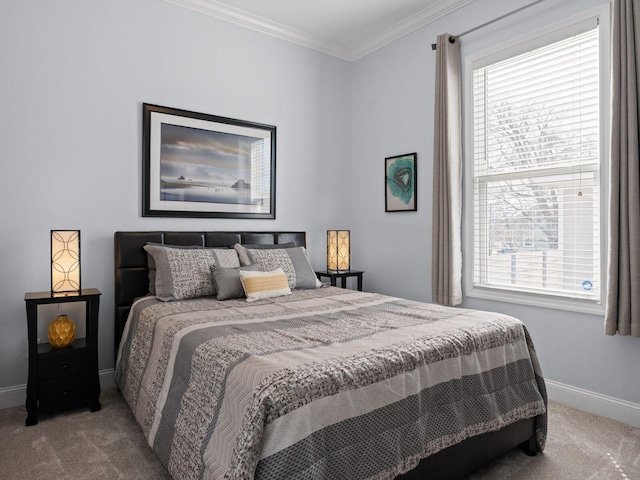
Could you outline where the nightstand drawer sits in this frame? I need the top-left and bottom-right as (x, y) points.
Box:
(38, 351), (89, 381)
(38, 379), (89, 409)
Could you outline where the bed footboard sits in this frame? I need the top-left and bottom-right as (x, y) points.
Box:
(397, 417), (536, 479)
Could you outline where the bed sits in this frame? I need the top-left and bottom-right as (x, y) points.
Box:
(114, 230), (547, 480)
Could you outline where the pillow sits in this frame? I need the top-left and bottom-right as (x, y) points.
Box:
(239, 268), (292, 302)
(211, 264), (259, 300)
(144, 244), (240, 301)
(233, 244), (321, 290)
(234, 242), (297, 265)
(240, 242), (297, 249)
(146, 243), (241, 295)
(147, 253), (157, 295)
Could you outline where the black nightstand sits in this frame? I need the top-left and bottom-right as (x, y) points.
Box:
(315, 270), (364, 291)
(24, 288), (102, 426)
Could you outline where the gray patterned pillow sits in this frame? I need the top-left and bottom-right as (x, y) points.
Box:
(211, 265), (259, 300)
(234, 242), (297, 265)
(233, 244), (320, 290)
(146, 243), (239, 295)
(144, 244), (240, 301)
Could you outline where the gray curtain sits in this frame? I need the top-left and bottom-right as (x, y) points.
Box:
(432, 34), (463, 307)
(605, 0), (640, 336)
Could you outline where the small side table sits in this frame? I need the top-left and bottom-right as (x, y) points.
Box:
(24, 288), (102, 426)
(315, 270), (364, 291)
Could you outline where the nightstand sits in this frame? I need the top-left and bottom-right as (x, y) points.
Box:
(24, 288), (102, 426)
(315, 270), (364, 291)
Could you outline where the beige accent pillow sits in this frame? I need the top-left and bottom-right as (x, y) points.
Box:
(239, 268), (292, 302)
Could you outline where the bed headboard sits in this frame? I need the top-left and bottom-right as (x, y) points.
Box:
(113, 231), (306, 357)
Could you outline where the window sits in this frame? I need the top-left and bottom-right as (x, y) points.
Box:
(467, 12), (607, 312)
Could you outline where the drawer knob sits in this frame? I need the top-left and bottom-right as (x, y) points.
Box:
(61, 363), (68, 370)
(62, 391), (69, 397)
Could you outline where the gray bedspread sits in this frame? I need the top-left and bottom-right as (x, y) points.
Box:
(115, 287), (547, 480)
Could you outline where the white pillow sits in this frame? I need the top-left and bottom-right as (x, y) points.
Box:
(239, 268), (292, 302)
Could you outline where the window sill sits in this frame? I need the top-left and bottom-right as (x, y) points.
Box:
(466, 286), (605, 316)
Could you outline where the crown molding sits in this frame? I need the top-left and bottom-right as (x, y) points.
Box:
(165, 0), (475, 62)
(351, 0), (475, 60)
(165, 0), (352, 60)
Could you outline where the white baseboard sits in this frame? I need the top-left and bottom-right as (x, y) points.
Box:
(99, 368), (115, 388)
(0, 384), (27, 410)
(546, 379), (640, 428)
(0, 369), (115, 410)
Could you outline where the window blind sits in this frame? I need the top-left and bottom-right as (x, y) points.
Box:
(472, 28), (600, 302)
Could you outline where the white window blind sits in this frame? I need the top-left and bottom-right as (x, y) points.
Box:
(472, 27), (600, 303)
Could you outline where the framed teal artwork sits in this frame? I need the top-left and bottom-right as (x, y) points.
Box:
(385, 153), (417, 212)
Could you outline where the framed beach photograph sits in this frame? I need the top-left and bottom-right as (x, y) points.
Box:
(385, 153), (417, 212)
(142, 103), (276, 219)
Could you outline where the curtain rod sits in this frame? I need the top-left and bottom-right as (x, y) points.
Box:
(431, 0), (546, 50)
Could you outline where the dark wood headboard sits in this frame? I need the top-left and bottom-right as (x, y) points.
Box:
(113, 231), (306, 357)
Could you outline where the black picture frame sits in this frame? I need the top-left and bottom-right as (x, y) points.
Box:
(385, 153), (417, 212)
(142, 103), (276, 219)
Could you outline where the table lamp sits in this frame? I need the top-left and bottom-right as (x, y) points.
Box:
(327, 230), (350, 273)
(51, 230), (81, 294)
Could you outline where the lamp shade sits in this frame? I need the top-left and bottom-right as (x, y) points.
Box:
(51, 230), (81, 294)
(327, 230), (350, 273)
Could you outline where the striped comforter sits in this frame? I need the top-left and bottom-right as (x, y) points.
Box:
(115, 287), (547, 480)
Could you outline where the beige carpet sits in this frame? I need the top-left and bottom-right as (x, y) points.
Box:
(0, 387), (171, 480)
(469, 400), (640, 480)
(0, 386), (638, 480)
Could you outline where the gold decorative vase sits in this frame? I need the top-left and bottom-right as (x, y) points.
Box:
(48, 314), (76, 347)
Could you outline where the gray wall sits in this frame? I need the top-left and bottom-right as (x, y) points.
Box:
(350, 0), (640, 405)
(0, 0), (351, 390)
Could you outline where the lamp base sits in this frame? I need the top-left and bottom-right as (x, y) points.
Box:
(51, 290), (82, 298)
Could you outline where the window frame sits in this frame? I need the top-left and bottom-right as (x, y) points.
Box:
(462, 5), (610, 315)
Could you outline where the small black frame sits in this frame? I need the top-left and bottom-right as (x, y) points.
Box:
(385, 152), (417, 212)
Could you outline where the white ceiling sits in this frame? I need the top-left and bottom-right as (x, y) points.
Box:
(165, 0), (475, 61)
